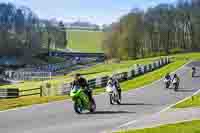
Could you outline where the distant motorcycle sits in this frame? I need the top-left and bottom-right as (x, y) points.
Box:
(106, 85), (121, 105)
(172, 78), (179, 91)
(164, 78), (171, 89)
(192, 67), (196, 77)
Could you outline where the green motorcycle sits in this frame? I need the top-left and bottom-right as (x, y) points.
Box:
(70, 86), (96, 114)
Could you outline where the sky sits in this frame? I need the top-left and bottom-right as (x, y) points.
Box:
(0, 0), (177, 25)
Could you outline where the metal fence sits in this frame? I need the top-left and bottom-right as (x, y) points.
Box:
(0, 87), (42, 99)
(4, 61), (74, 81)
(59, 57), (171, 95)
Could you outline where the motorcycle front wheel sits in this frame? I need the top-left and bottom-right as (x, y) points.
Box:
(165, 82), (170, 89)
(192, 72), (195, 77)
(109, 93), (114, 105)
(74, 100), (83, 114)
(174, 83), (178, 92)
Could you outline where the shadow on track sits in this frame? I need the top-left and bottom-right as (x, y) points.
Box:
(177, 89), (198, 92)
(119, 103), (154, 106)
(86, 111), (135, 115)
(186, 61), (200, 67)
(192, 75), (200, 78)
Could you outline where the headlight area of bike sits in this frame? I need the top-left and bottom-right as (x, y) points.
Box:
(70, 86), (81, 97)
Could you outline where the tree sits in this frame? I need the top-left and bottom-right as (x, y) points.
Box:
(103, 0), (200, 60)
(103, 10), (144, 59)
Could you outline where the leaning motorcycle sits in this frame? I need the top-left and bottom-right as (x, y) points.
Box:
(172, 78), (179, 91)
(106, 85), (121, 105)
(192, 69), (196, 77)
(164, 78), (171, 89)
(70, 86), (96, 114)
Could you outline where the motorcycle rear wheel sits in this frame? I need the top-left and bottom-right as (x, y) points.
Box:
(89, 99), (96, 112)
(116, 94), (121, 105)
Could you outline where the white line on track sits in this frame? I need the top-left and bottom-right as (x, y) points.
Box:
(118, 88), (200, 128)
(116, 61), (200, 129)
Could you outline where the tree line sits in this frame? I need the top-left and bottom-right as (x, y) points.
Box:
(0, 3), (67, 57)
(103, 0), (200, 60)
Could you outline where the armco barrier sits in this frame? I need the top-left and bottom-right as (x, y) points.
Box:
(59, 57), (171, 95)
(113, 72), (128, 82)
(1, 57), (170, 98)
(148, 64), (152, 71)
(101, 76), (109, 87)
(127, 70), (133, 79)
(134, 67), (139, 76)
(95, 76), (109, 88)
(88, 79), (96, 88)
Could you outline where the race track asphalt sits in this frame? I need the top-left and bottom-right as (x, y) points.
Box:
(0, 61), (200, 133)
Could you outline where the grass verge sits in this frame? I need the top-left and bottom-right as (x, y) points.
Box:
(170, 52), (200, 109)
(0, 96), (69, 111)
(174, 93), (200, 108)
(94, 60), (186, 94)
(2, 52), (199, 111)
(116, 120), (200, 133)
(0, 60), (186, 111)
(121, 61), (186, 91)
(67, 30), (104, 53)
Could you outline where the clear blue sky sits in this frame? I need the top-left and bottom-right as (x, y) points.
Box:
(1, 0), (177, 25)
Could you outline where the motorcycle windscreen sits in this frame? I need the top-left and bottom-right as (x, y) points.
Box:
(106, 85), (117, 92)
(70, 86), (81, 97)
(172, 79), (177, 84)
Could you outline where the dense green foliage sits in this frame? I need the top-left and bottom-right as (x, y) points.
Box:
(103, 0), (200, 59)
(0, 3), (66, 57)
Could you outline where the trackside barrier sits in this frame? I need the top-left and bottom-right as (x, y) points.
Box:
(95, 76), (109, 88)
(113, 72), (128, 82)
(59, 57), (171, 95)
(20, 87), (42, 97)
(88, 79), (96, 88)
(0, 88), (19, 99)
(0, 87), (43, 99)
(12, 72), (52, 81)
(0, 57), (171, 98)
(6, 61), (74, 81)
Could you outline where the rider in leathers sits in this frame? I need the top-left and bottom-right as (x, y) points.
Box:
(107, 77), (122, 100)
(72, 73), (93, 102)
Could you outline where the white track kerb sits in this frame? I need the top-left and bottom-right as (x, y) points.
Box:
(117, 61), (200, 129)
